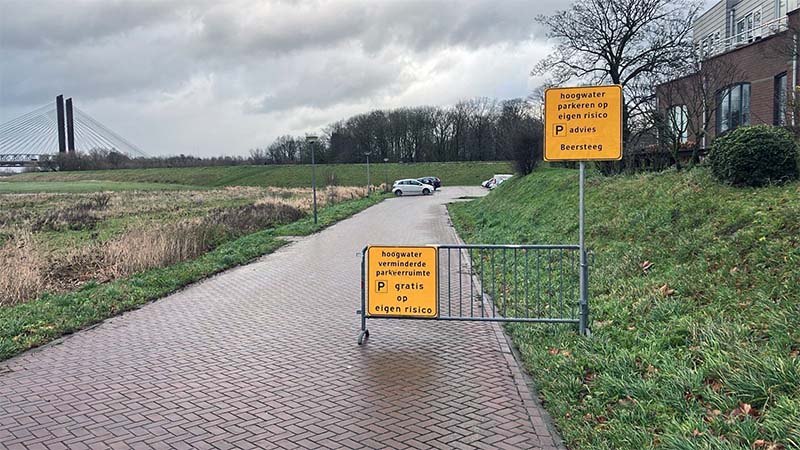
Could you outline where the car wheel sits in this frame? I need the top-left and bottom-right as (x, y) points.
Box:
(422, 188), (430, 195)
(395, 190), (403, 196)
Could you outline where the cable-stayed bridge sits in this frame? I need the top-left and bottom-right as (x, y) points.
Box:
(0, 95), (146, 166)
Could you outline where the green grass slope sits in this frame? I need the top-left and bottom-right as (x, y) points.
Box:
(8, 161), (512, 188)
(449, 166), (800, 450)
(0, 180), (203, 193)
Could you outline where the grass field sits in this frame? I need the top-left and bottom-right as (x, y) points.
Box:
(0, 185), (369, 305)
(6, 161), (512, 189)
(449, 166), (800, 450)
(0, 192), (385, 361)
(0, 180), (203, 193)
(0, 178), (385, 360)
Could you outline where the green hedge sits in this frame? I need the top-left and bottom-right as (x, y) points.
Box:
(708, 125), (799, 187)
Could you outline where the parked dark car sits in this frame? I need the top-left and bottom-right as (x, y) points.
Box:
(417, 176), (441, 190)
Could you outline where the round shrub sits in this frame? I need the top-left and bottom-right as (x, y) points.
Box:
(708, 125), (799, 187)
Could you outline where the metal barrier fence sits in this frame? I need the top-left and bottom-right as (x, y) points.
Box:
(358, 244), (589, 344)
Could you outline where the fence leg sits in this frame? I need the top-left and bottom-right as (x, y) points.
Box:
(358, 248), (370, 345)
(579, 250), (589, 336)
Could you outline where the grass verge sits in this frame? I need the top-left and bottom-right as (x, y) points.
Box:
(449, 166), (800, 450)
(0, 193), (386, 361)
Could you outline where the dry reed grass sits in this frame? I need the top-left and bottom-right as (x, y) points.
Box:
(0, 186), (340, 306)
(103, 219), (218, 279)
(254, 186), (366, 210)
(0, 232), (45, 307)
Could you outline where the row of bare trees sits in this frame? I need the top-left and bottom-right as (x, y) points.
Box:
(251, 98), (542, 171)
(43, 149), (258, 171)
(46, 97), (542, 173)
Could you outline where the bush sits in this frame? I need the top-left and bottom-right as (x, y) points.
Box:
(32, 208), (99, 231)
(708, 125), (799, 186)
(204, 202), (305, 235)
(31, 195), (111, 232)
(510, 120), (543, 175)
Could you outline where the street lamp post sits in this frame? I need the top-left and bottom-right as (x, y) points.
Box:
(306, 134), (319, 224)
(364, 152), (371, 196)
(383, 157), (389, 192)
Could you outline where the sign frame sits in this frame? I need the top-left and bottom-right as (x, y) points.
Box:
(543, 84), (623, 162)
(365, 245), (439, 319)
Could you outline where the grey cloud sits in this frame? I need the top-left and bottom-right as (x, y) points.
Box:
(358, 1), (544, 54)
(192, 2), (366, 57)
(190, 1), (547, 59)
(0, 0), (196, 50)
(249, 52), (406, 113)
(1, 24), (197, 106)
(1, 0), (565, 155)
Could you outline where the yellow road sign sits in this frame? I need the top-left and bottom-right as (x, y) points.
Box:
(367, 245), (438, 318)
(544, 85), (623, 161)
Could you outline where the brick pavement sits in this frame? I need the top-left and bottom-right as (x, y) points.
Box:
(0, 187), (565, 449)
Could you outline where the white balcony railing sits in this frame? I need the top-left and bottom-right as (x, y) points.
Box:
(700, 15), (789, 58)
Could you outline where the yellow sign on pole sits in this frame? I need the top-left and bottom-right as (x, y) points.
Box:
(367, 245), (438, 318)
(544, 85), (623, 161)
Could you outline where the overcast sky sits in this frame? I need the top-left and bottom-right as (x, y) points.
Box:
(0, 0), (718, 157)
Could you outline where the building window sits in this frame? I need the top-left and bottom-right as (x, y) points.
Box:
(668, 105), (689, 143)
(707, 33), (716, 54)
(717, 83), (751, 134)
(737, 19), (746, 43)
(774, 72), (788, 125)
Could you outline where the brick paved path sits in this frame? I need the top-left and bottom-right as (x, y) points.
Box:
(1, 187), (564, 449)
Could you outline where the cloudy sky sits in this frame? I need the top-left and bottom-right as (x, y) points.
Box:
(0, 0), (716, 157)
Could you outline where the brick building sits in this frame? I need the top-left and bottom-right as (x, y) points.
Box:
(657, 0), (800, 149)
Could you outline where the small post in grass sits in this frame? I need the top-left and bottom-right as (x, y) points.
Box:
(364, 152), (372, 196)
(306, 134), (319, 224)
(383, 157), (389, 192)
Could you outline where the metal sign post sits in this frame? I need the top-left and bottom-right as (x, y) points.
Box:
(578, 161), (588, 335)
(543, 84), (624, 336)
(305, 135), (319, 224)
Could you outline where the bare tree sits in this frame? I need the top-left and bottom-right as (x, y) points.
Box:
(249, 147), (268, 165)
(497, 99), (543, 174)
(656, 52), (741, 168)
(466, 97), (497, 160)
(431, 108), (453, 161)
(762, 22), (799, 129)
(526, 84), (551, 122)
(267, 135), (301, 163)
(451, 100), (476, 160)
(534, 0), (701, 162)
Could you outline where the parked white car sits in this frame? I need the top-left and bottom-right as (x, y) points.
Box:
(489, 174), (513, 189)
(392, 179), (434, 196)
